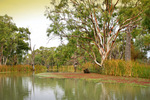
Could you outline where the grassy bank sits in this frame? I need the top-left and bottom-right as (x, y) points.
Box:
(0, 65), (47, 72)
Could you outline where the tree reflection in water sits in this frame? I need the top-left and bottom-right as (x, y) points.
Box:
(33, 76), (150, 100)
(0, 73), (150, 100)
(0, 73), (30, 100)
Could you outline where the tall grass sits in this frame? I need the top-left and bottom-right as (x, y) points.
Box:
(0, 65), (47, 72)
(103, 60), (150, 78)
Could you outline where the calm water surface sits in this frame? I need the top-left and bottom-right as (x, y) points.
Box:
(0, 72), (150, 100)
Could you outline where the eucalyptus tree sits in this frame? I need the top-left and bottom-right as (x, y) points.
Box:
(45, 0), (146, 67)
(0, 15), (31, 65)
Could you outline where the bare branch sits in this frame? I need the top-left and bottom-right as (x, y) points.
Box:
(114, 0), (119, 8)
(120, 17), (142, 30)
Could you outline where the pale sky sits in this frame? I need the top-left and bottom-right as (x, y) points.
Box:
(0, 0), (62, 49)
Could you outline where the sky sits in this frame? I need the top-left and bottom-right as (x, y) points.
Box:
(0, 0), (62, 49)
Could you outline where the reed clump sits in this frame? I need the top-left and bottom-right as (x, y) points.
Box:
(0, 65), (47, 72)
(103, 60), (150, 78)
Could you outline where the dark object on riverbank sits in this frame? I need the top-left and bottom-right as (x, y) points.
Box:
(84, 68), (90, 73)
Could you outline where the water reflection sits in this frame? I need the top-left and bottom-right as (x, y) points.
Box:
(0, 73), (150, 100)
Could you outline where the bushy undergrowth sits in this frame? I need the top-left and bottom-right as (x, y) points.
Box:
(103, 60), (150, 78)
(0, 65), (47, 72)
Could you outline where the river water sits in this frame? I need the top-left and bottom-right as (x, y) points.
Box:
(0, 72), (150, 100)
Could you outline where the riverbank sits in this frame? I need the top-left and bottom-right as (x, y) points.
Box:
(36, 72), (150, 87)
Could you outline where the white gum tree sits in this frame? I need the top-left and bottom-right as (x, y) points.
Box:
(45, 0), (148, 67)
